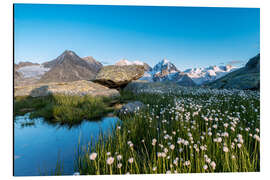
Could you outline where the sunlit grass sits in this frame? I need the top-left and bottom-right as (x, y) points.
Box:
(14, 95), (114, 125)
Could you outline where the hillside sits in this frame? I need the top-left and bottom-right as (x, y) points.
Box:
(207, 54), (260, 90)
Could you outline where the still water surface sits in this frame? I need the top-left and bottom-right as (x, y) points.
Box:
(14, 113), (119, 176)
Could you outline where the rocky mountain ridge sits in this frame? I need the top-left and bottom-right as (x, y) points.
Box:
(39, 50), (102, 83)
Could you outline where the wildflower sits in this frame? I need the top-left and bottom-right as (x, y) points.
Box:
(232, 155), (236, 159)
(164, 148), (168, 153)
(255, 128), (260, 133)
(106, 152), (111, 156)
(184, 140), (189, 146)
(117, 155), (122, 161)
(183, 160), (191, 166)
(152, 139), (157, 146)
(170, 144), (175, 150)
(152, 167), (157, 171)
(106, 157), (114, 165)
(117, 163), (122, 168)
(166, 170), (171, 174)
(217, 137), (222, 143)
(253, 134), (260, 141)
(161, 152), (166, 158)
(89, 152), (97, 160)
(128, 158), (134, 164)
(237, 143), (242, 148)
(205, 158), (211, 164)
(203, 165), (208, 170)
(210, 161), (216, 170)
(222, 132), (229, 137)
(223, 146), (229, 152)
(201, 136), (205, 140)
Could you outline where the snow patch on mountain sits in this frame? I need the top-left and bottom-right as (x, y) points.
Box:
(17, 65), (50, 79)
(115, 59), (144, 66)
(184, 65), (238, 85)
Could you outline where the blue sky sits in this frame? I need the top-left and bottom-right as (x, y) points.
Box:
(14, 4), (260, 70)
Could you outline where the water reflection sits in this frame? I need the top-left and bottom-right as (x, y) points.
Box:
(14, 113), (119, 176)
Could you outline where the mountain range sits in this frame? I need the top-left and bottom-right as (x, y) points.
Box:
(184, 65), (238, 85)
(138, 59), (196, 87)
(14, 50), (259, 90)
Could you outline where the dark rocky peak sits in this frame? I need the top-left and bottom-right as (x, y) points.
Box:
(245, 53), (260, 72)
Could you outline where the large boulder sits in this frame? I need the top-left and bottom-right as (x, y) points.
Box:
(94, 65), (145, 88)
(14, 80), (120, 98)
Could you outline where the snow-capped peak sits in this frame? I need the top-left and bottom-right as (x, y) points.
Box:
(152, 58), (179, 74)
(184, 64), (238, 85)
(161, 58), (169, 64)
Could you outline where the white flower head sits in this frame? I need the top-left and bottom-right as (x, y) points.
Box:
(117, 155), (122, 161)
(210, 161), (216, 170)
(128, 157), (134, 164)
(106, 157), (114, 165)
(170, 144), (175, 150)
(117, 163), (122, 168)
(223, 146), (229, 152)
(152, 138), (157, 146)
(89, 152), (97, 160)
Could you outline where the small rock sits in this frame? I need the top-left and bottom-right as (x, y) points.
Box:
(117, 101), (145, 114)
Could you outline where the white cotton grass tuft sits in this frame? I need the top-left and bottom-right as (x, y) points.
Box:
(106, 157), (114, 165)
(89, 152), (97, 160)
(117, 155), (122, 161)
(210, 161), (216, 170)
(223, 146), (229, 152)
(117, 163), (122, 169)
(128, 157), (134, 164)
